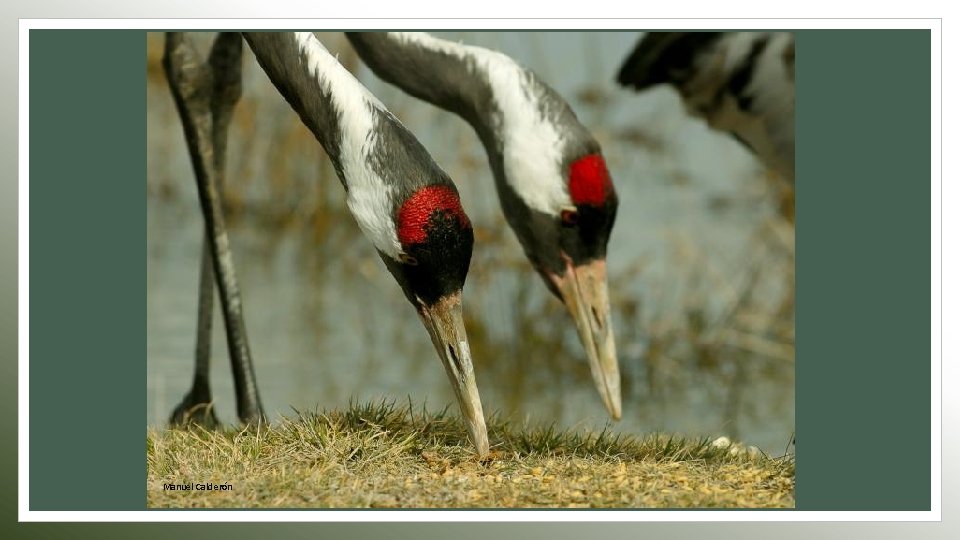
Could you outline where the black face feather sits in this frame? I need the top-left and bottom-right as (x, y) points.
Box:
(381, 210), (474, 308)
(560, 195), (618, 267)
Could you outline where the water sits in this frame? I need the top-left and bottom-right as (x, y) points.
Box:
(147, 32), (794, 455)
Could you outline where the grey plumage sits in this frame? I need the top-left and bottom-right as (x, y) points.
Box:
(617, 32), (795, 182)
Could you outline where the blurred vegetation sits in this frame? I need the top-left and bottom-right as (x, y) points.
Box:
(147, 32), (794, 452)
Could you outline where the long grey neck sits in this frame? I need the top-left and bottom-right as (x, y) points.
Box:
(346, 33), (503, 158)
(243, 32), (367, 182)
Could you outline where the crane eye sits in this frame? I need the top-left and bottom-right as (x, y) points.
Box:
(399, 252), (419, 266)
(560, 208), (579, 227)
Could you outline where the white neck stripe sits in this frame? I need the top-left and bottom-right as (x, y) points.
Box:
(389, 32), (572, 216)
(294, 32), (402, 258)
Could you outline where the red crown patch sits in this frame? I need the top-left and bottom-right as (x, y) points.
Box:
(397, 185), (470, 246)
(568, 154), (614, 207)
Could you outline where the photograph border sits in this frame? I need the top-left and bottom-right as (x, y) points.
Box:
(16, 16), (941, 522)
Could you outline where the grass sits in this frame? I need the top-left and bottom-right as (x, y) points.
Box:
(147, 400), (794, 509)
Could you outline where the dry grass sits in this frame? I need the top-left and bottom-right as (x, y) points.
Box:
(147, 401), (794, 509)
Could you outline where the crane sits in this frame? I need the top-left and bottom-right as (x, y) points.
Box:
(164, 31), (489, 454)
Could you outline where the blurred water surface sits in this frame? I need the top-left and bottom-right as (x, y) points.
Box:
(147, 32), (795, 454)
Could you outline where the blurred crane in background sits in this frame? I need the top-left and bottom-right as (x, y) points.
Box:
(617, 32), (795, 221)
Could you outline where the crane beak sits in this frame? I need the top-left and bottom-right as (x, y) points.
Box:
(550, 258), (622, 420)
(417, 293), (490, 455)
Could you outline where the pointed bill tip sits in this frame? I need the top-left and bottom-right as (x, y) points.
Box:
(552, 258), (623, 422)
(417, 292), (490, 456)
(605, 386), (623, 421)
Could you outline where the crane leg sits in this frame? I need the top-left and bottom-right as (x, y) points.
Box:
(163, 32), (266, 427)
(169, 244), (218, 427)
(169, 32), (233, 427)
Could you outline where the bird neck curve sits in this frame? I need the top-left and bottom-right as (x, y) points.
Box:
(244, 32), (385, 176)
(348, 32), (591, 217)
(243, 31), (450, 260)
(346, 32), (497, 137)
